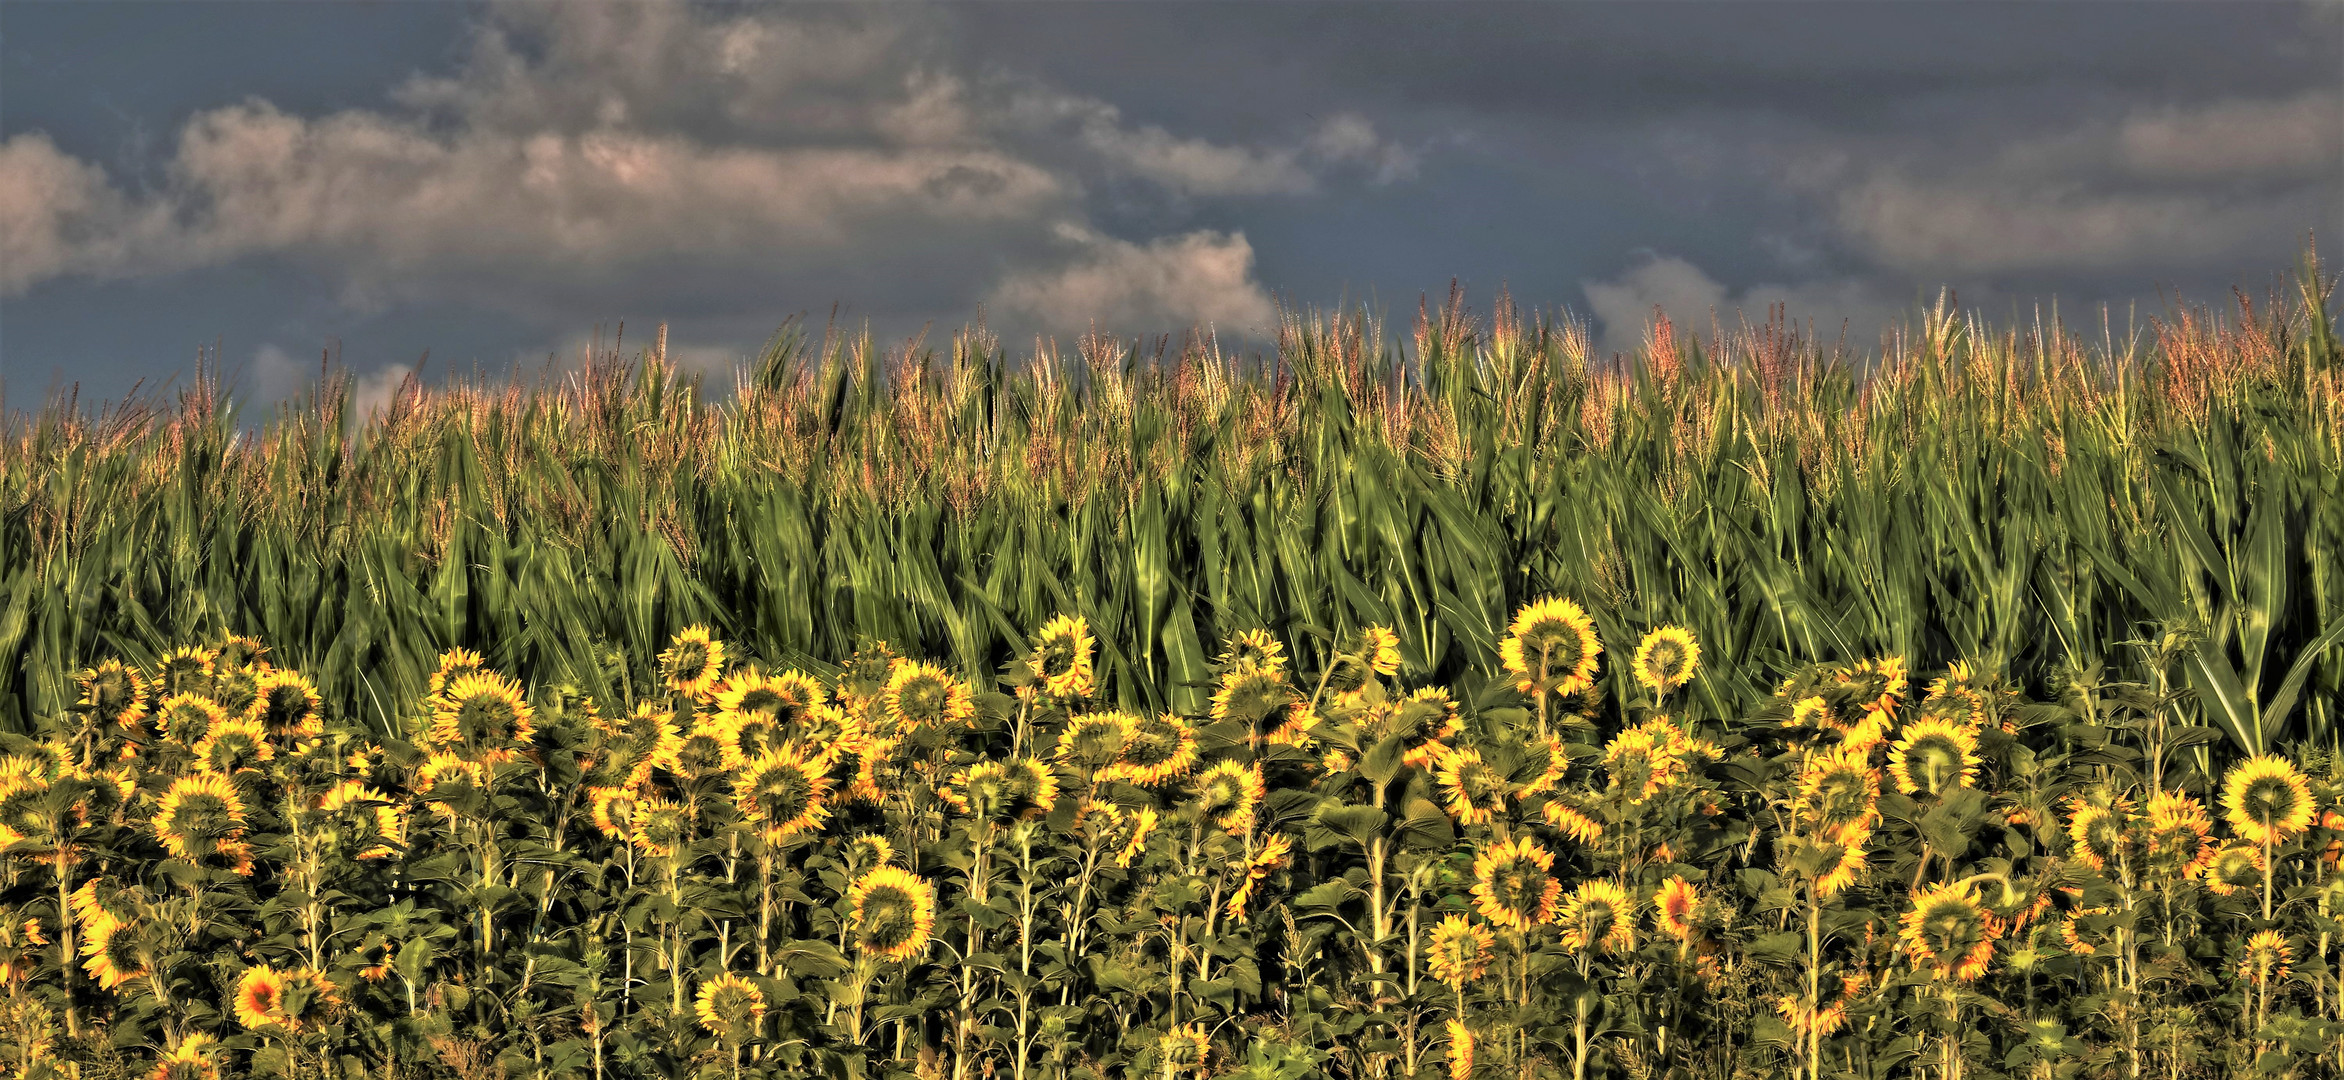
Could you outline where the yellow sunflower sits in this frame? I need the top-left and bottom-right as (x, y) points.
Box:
(1159, 1023), (1211, 1073)
(1358, 625), (1403, 678)
(1107, 712), (1199, 787)
(155, 771), (246, 861)
(1632, 626), (1701, 698)
(1216, 629), (1288, 677)
(1445, 1020), (1473, 1080)
(1224, 834), (1294, 921)
(416, 751), (490, 802)
(1794, 745), (1882, 844)
(1425, 914), (1495, 989)
(243, 669), (322, 742)
(704, 708), (784, 773)
(2200, 843), (2264, 896)
(1210, 667), (1295, 728)
(2064, 796), (2135, 873)
(317, 781), (402, 860)
(1498, 597), (1602, 698)
(883, 661), (976, 732)
(2238, 929), (2293, 986)
(1114, 806), (1160, 868)
(1886, 716), (1980, 799)
(1470, 836), (1562, 932)
(628, 796), (694, 858)
(589, 786), (641, 842)
(732, 746), (834, 843)
(430, 672), (536, 765)
(713, 668), (827, 726)
(1900, 884), (1996, 981)
(1556, 880), (1636, 953)
(76, 659), (149, 731)
(2142, 790), (2217, 878)
(148, 1034), (220, 1080)
(426, 647), (488, 699)
(192, 717), (274, 773)
(232, 965), (287, 1031)
(1190, 760), (1266, 836)
(1437, 747), (1512, 827)
(152, 645), (217, 695)
(658, 626), (726, 699)
(1654, 877), (1700, 940)
(1027, 614), (1097, 700)
(693, 971), (767, 1043)
(153, 693), (227, 749)
(79, 915), (147, 990)
(1057, 711), (1136, 773)
(848, 865), (937, 962)
(2222, 754), (2316, 846)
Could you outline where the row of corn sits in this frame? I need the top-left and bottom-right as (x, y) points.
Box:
(0, 598), (2340, 1079)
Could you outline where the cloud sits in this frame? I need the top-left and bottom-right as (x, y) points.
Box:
(1, 2), (1408, 342)
(1581, 254), (1902, 359)
(988, 224), (1278, 338)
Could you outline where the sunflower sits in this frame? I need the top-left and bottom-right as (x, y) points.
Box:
(1027, 614), (1098, 700)
(733, 746), (834, 843)
(426, 648), (488, 699)
(656, 722), (730, 782)
(1224, 834), (1294, 921)
(1789, 829), (1872, 900)
(1191, 760), (1266, 836)
(2064, 797), (2134, 873)
(658, 626), (726, 699)
(318, 781), (403, 860)
(2238, 929), (2293, 986)
(1654, 877), (1700, 940)
(1774, 987), (1851, 1042)
(416, 751), (490, 802)
(1217, 629), (1288, 677)
(193, 717), (274, 774)
(1886, 717), (1980, 799)
(1498, 597), (1602, 698)
(1399, 688), (1467, 770)
(232, 965), (287, 1031)
(79, 915), (147, 990)
(1543, 798), (1606, 845)
(713, 668), (826, 726)
(848, 866), (937, 962)
(628, 796), (694, 858)
(2059, 906), (2112, 956)
(1358, 625), (1403, 678)
(589, 786), (640, 842)
(884, 661), (976, 733)
(153, 693), (227, 749)
(148, 1034), (220, 1080)
(1114, 806), (1160, 868)
(1900, 884), (1996, 981)
(704, 709), (785, 773)
(1210, 667), (1295, 728)
(430, 672), (535, 765)
(1556, 880), (1635, 953)
(2142, 790), (2216, 877)
(1632, 626), (1701, 698)
(1425, 915), (1495, 990)
(1602, 722), (1692, 805)
(77, 659), (149, 731)
(1058, 711), (1135, 773)
(844, 833), (895, 871)
(155, 771), (246, 861)
(1109, 712), (1199, 787)
(693, 971), (767, 1043)
(1159, 1024), (1211, 1073)
(2201, 843), (2264, 896)
(1444, 1020), (1474, 1080)
(1795, 745), (1882, 844)
(152, 645), (216, 696)
(1471, 836), (1562, 932)
(1437, 747), (1512, 827)
(2222, 754), (2316, 846)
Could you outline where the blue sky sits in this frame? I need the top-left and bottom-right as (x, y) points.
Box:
(4, 1), (2338, 412)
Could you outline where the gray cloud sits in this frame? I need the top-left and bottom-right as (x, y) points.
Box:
(1583, 254), (1904, 359)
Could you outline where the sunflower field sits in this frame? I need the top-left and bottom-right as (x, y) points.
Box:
(1, 255), (2342, 1079)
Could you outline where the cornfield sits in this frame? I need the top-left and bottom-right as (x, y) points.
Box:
(0, 252), (2339, 1077)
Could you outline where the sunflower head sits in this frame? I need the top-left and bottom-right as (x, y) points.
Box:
(1632, 626), (1701, 698)
(1425, 914), (1495, 989)
(732, 747), (833, 843)
(1900, 884), (1996, 981)
(1356, 625), (1403, 678)
(2064, 795), (2137, 872)
(76, 660), (149, 730)
(1056, 711), (1134, 774)
(79, 915), (149, 989)
(1027, 614), (1098, 701)
(843, 832), (895, 871)
(849, 866), (937, 962)
(1158, 1024), (1211, 1073)
(152, 646), (217, 697)
(149, 1034), (220, 1080)
(1444, 1019), (1473, 1080)
(251, 670), (326, 742)
(1887, 717), (1980, 799)
(2142, 790), (2216, 878)
(155, 771), (246, 861)
(1216, 629), (1288, 678)
(416, 751), (491, 805)
(693, 972), (767, 1044)
(1654, 876), (1701, 940)
(1557, 880), (1636, 953)
(2239, 929), (2295, 987)
(2201, 843), (2264, 896)
(427, 648), (488, 699)
(194, 717), (274, 775)
(713, 668), (818, 727)
(1436, 747), (1512, 827)
(1107, 712), (1199, 787)
(884, 661), (976, 736)
(153, 693), (227, 750)
(2223, 754), (2316, 846)
(658, 722), (730, 782)
(1210, 667), (1295, 728)
(1794, 745), (1882, 843)
(1470, 836), (1561, 932)
(1498, 597), (1602, 698)
(1189, 760), (1265, 836)
(628, 796), (694, 858)
(431, 672), (536, 765)
(589, 786), (640, 842)
(658, 626), (726, 700)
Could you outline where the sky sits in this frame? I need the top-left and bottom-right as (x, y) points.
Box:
(3, 0), (2339, 413)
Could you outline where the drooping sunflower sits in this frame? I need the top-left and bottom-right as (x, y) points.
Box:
(1470, 836), (1562, 932)
(155, 771), (246, 861)
(1210, 667), (1295, 729)
(2142, 790), (2217, 878)
(884, 661), (976, 733)
(1444, 1020), (1473, 1080)
(430, 672), (536, 765)
(2064, 796), (2135, 873)
(1794, 745), (1882, 843)
(848, 865), (937, 962)
(2200, 843), (2264, 896)
(1425, 914), (1495, 989)
(1498, 597), (1602, 698)
(1224, 834), (1294, 921)
(153, 693), (228, 750)
(1632, 626), (1701, 698)
(1399, 688), (1467, 771)
(2238, 929), (2293, 986)
(844, 832), (895, 871)
(415, 751), (491, 803)
(79, 914), (148, 989)
(1190, 760), (1266, 836)
(656, 721), (730, 782)
(589, 786), (640, 842)
(693, 971), (767, 1043)
(1543, 799), (1606, 845)
(1900, 884), (1996, 981)
(1886, 716), (1981, 799)
(77, 659), (150, 732)
(1216, 628), (1289, 677)
(733, 746), (834, 843)
(1436, 747), (1512, 827)
(1057, 711), (1135, 774)
(658, 626), (726, 699)
(1654, 877), (1700, 940)
(317, 781), (403, 860)
(242, 669), (322, 742)
(1556, 880), (1636, 954)
(2222, 754), (2316, 846)
(148, 1034), (220, 1080)
(1109, 712), (1200, 787)
(2059, 906), (2113, 956)
(1358, 625), (1403, 678)
(1159, 1024), (1211, 1073)
(1027, 614), (1098, 700)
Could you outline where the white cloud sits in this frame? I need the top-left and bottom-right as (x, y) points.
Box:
(988, 224), (1279, 338)
(1582, 254), (1902, 359)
